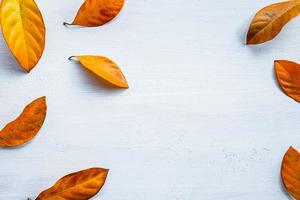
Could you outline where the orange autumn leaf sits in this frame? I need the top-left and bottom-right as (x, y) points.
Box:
(247, 0), (300, 45)
(64, 0), (125, 27)
(275, 60), (300, 102)
(0, 0), (46, 72)
(70, 55), (129, 88)
(281, 146), (300, 200)
(36, 168), (109, 200)
(0, 97), (47, 147)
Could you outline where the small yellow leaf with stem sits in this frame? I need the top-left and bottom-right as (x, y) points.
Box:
(69, 55), (129, 88)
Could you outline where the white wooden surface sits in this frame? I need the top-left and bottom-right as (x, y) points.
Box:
(0, 0), (299, 199)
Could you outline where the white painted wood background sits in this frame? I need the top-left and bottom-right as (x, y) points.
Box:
(0, 0), (299, 199)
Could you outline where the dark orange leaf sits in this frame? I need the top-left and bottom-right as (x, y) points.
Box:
(275, 60), (300, 102)
(36, 168), (109, 200)
(281, 146), (300, 200)
(64, 0), (125, 27)
(69, 55), (129, 88)
(0, 96), (47, 147)
(247, 0), (300, 45)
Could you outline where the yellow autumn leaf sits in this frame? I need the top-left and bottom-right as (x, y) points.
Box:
(0, 0), (46, 72)
(69, 55), (129, 88)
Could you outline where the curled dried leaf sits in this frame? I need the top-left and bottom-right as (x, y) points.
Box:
(70, 55), (129, 88)
(0, 97), (47, 147)
(281, 146), (300, 199)
(0, 0), (46, 72)
(64, 0), (125, 27)
(247, 0), (300, 45)
(275, 60), (300, 102)
(36, 168), (109, 200)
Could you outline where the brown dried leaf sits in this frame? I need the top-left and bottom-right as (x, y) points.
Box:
(275, 60), (300, 102)
(247, 0), (300, 45)
(64, 0), (125, 27)
(36, 168), (109, 200)
(281, 146), (300, 200)
(0, 97), (47, 147)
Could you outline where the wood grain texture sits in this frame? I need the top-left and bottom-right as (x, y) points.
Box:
(0, 0), (300, 200)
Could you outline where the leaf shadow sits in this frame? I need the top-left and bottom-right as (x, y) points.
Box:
(62, 23), (86, 29)
(71, 60), (128, 93)
(62, 17), (122, 28)
(0, 143), (31, 151)
(0, 138), (37, 150)
(237, 15), (250, 45)
(0, 31), (27, 75)
(247, 41), (279, 56)
(271, 62), (282, 91)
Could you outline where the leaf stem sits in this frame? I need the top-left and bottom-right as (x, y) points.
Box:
(68, 56), (76, 61)
(63, 22), (71, 26)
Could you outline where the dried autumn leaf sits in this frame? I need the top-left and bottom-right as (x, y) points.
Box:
(275, 60), (300, 102)
(281, 146), (300, 199)
(36, 168), (109, 200)
(64, 0), (125, 27)
(0, 0), (46, 72)
(0, 97), (46, 147)
(69, 55), (129, 88)
(247, 0), (300, 45)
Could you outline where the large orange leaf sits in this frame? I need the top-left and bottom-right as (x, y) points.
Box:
(64, 0), (125, 27)
(275, 60), (300, 102)
(0, 0), (46, 72)
(247, 0), (300, 45)
(70, 55), (129, 88)
(281, 146), (300, 200)
(36, 168), (109, 200)
(0, 97), (47, 147)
